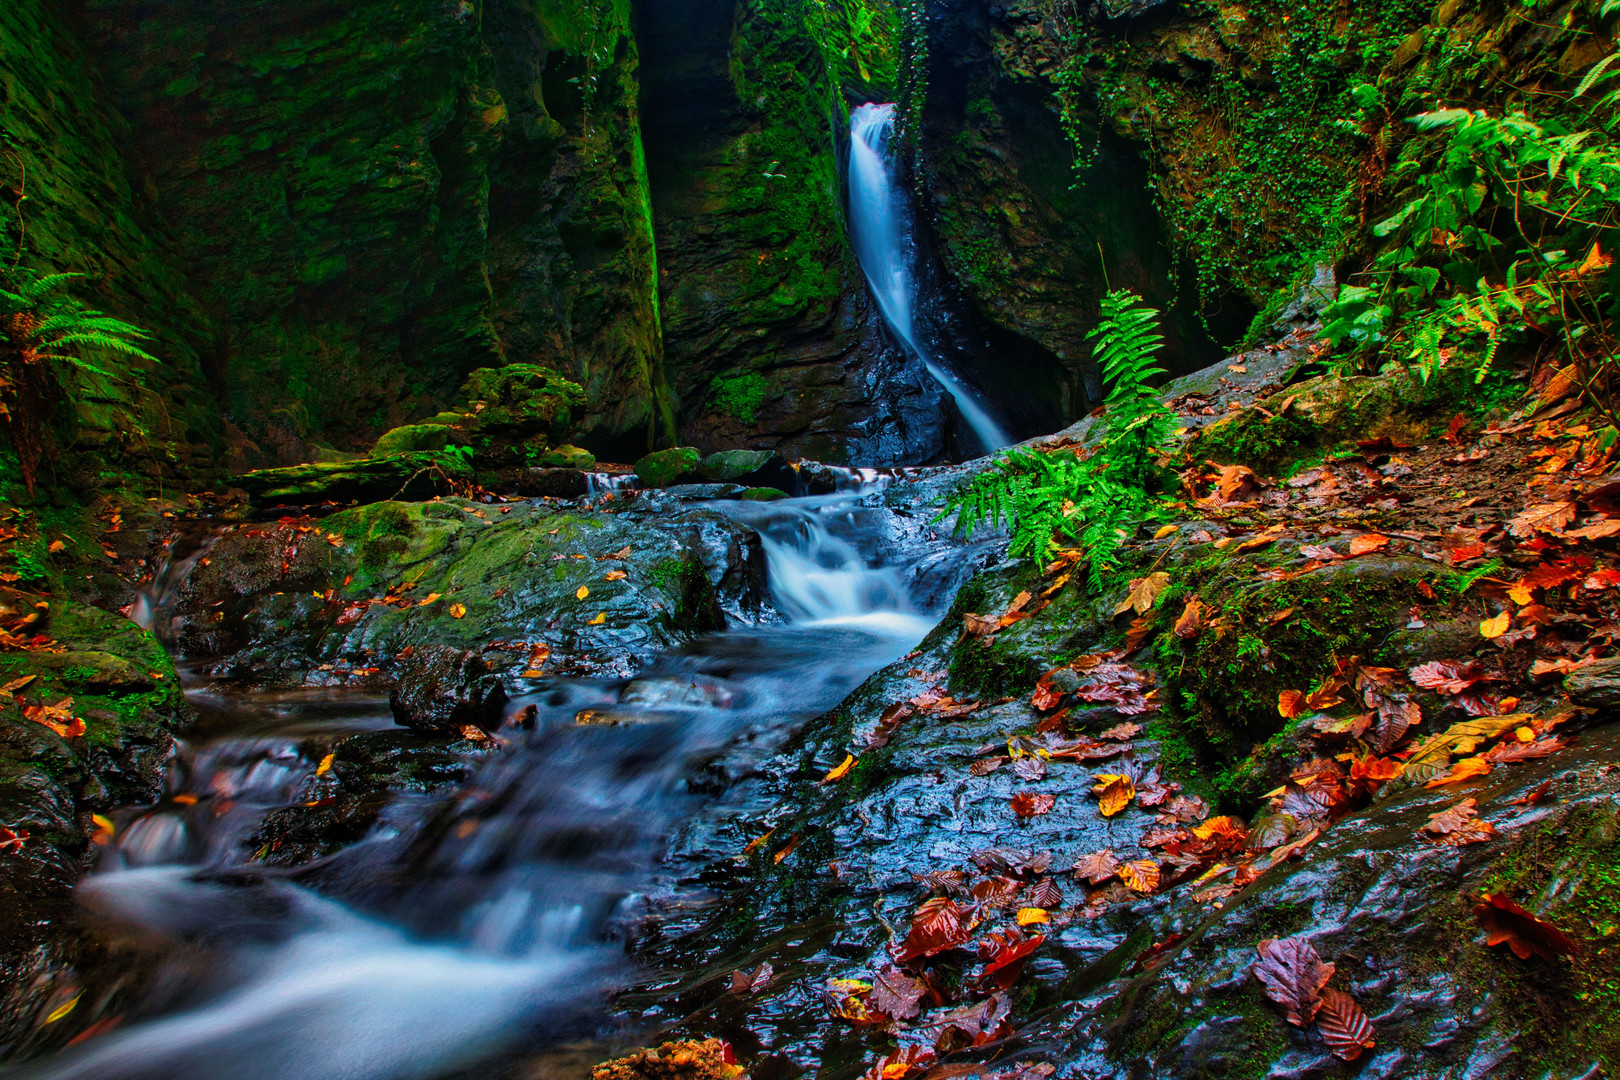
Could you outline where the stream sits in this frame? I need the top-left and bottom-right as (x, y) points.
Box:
(16, 481), (977, 1080)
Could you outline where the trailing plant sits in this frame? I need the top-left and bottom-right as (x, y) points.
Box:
(0, 269), (156, 493)
(1321, 48), (1620, 423)
(942, 289), (1174, 588)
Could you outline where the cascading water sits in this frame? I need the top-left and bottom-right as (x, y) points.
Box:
(18, 488), (965, 1080)
(847, 103), (1012, 456)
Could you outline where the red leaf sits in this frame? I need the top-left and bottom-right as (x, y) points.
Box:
(1010, 792), (1056, 818)
(894, 897), (973, 961)
(1408, 660), (1492, 695)
(1316, 986), (1377, 1060)
(1474, 893), (1580, 961)
(870, 964), (927, 1020)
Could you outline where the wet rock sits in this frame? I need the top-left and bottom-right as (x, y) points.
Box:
(533, 444), (596, 470)
(389, 646), (508, 733)
(1563, 656), (1620, 709)
(697, 450), (796, 490)
(514, 467), (588, 498)
(231, 451), (472, 507)
(371, 423), (453, 457)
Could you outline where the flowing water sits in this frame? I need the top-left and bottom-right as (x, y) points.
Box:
(17, 484), (971, 1080)
(847, 103), (1012, 456)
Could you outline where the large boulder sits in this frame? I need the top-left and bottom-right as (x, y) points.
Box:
(458, 364), (584, 440)
(388, 645), (508, 733)
(370, 424), (453, 458)
(634, 447), (703, 489)
(696, 449), (796, 490)
(231, 451), (473, 506)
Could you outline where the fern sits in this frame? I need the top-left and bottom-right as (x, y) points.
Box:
(1, 267), (157, 492)
(942, 289), (1173, 588)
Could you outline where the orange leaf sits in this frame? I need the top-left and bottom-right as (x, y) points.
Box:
(1172, 597), (1205, 640)
(576, 585), (590, 601)
(604, 570), (628, 581)
(821, 754), (856, 783)
(1278, 689), (1306, 719)
(1116, 859), (1160, 893)
(1479, 611), (1510, 639)
(1093, 774), (1135, 817)
(1475, 893), (1580, 960)
(1424, 756), (1491, 787)
(1348, 533), (1390, 556)
(1015, 907), (1049, 926)
(449, 603), (467, 619)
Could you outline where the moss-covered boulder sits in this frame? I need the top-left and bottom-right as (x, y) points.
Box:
(459, 364), (585, 440)
(634, 447), (704, 489)
(697, 449), (795, 490)
(231, 451), (473, 506)
(530, 444), (595, 470)
(370, 424), (454, 458)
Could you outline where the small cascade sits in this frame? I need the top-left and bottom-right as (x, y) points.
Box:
(847, 103), (1012, 456)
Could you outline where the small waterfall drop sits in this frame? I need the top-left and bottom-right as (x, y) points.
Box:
(847, 102), (1011, 455)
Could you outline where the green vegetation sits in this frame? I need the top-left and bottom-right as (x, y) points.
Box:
(708, 370), (771, 424)
(944, 289), (1174, 587)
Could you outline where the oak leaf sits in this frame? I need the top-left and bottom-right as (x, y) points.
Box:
(1252, 936), (1334, 1026)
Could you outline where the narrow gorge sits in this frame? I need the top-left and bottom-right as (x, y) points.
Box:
(1, 1), (1618, 1079)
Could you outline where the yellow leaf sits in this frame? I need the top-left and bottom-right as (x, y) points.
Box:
(315, 752), (335, 776)
(1093, 774), (1135, 817)
(741, 829), (775, 856)
(1514, 726), (1535, 743)
(821, 754), (856, 783)
(417, 592), (442, 607)
(449, 603), (467, 619)
(589, 612), (607, 625)
(91, 813), (115, 836)
(47, 540), (64, 553)
(604, 570), (627, 581)
(1016, 907), (1049, 926)
(1153, 524), (1178, 540)
(1507, 581), (1535, 605)
(576, 585), (590, 601)
(1117, 859), (1160, 893)
(1112, 571), (1171, 617)
(1480, 611), (1511, 639)
(43, 993), (81, 1024)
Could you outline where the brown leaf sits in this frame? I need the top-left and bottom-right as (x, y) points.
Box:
(1113, 572), (1171, 617)
(1013, 755), (1047, 782)
(1025, 876), (1064, 908)
(1508, 501), (1578, 538)
(1316, 986), (1377, 1061)
(1408, 660), (1493, 695)
(1215, 464), (1264, 503)
(1172, 597), (1205, 640)
(1097, 722), (1141, 741)
(731, 961), (773, 994)
(1252, 936), (1335, 1027)
(963, 613), (998, 638)
(1122, 614), (1157, 655)
(894, 897), (973, 961)
(1277, 689), (1306, 719)
(1072, 850), (1121, 884)
(1474, 893), (1580, 961)
(1424, 756), (1491, 788)
(869, 964), (926, 1020)
(1421, 798), (1497, 846)
(969, 756), (1007, 776)
(1011, 791), (1056, 818)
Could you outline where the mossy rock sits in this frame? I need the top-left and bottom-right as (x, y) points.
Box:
(232, 451), (473, 506)
(459, 363), (585, 440)
(307, 445), (366, 464)
(734, 487), (790, 501)
(530, 444), (595, 469)
(371, 424), (454, 457)
(697, 450), (795, 489)
(634, 447), (704, 489)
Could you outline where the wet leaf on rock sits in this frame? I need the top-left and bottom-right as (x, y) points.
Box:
(1116, 860), (1160, 893)
(870, 964), (927, 1020)
(1474, 893), (1580, 961)
(1010, 792), (1055, 818)
(1012, 756), (1047, 782)
(821, 754), (856, 783)
(731, 962), (773, 994)
(1316, 986), (1377, 1060)
(1092, 774), (1134, 816)
(1420, 798), (1497, 845)
(1252, 936), (1334, 1027)
(1098, 722), (1141, 741)
(1113, 572), (1171, 617)
(894, 898), (973, 961)
(1026, 877), (1063, 908)
(1072, 850), (1120, 884)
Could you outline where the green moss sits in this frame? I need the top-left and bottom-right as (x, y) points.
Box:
(708, 370), (771, 425)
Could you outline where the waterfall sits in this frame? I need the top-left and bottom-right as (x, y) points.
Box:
(846, 102), (1012, 455)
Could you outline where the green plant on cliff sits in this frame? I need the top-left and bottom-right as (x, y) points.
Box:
(0, 269), (156, 493)
(944, 289), (1173, 586)
(1323, 50), (1620, 421)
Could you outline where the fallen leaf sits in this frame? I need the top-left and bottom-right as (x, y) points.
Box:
(1153, 524), (1178, 539)
(1016, 907), (1049, 926)
(1093, 774), (1135, 817)
(1408, 660), (1493, 695)
(1424, 756), (1492, 787)
(1421, 798), (1497, 845)
(1098, 722), (1141, 741)
(1508, 501), (1578, 538)
(1348, 533), (1390, 556)
(1475, 893), (1580, 961)
(1072, 850), (1121, 884)
(731, 962), (773, 994)
(1252, 936), (1334, 1027)
(604, 570), (627, 581)
(1277, 689), (1306, 719)
(869, 964), (926, 1019)
(576, 585), (590, 601)
(1116, 859), (1160, 893)
(1113, 572), (1171, 617)
(1316, 986), (1377, 1061)
(1510, 780), (1553, 806)
(1215, 464), (1264, 503)
(449, 603), (467, 619)
(821, 754), (856, 783)
(1011, 792), (1056, 818)
(417, 592), (442, 607)
(47, 540), (64, 553)
(1173, 597), (1205, 639)
(315, 752), (335, 777)
(894, 897), (973, 961)
(589, 612), (607, 625)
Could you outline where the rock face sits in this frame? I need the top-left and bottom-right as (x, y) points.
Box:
(389, 645), (508, 733)
(166, 495), (772, 684)
(81, 0), (675, 461)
